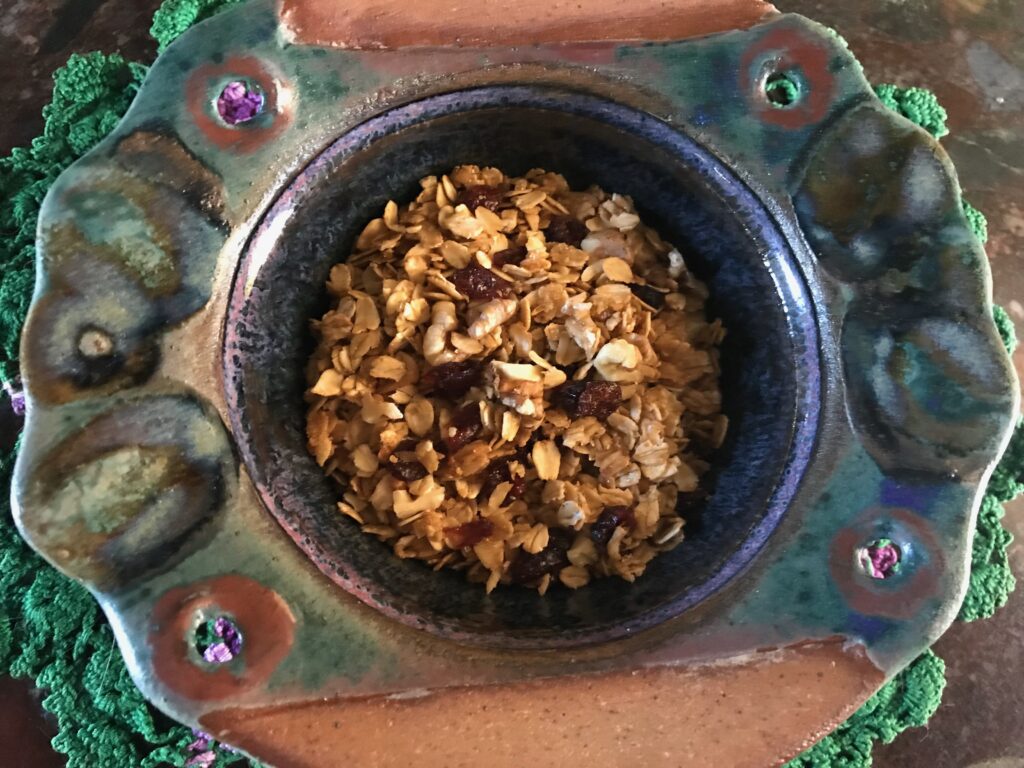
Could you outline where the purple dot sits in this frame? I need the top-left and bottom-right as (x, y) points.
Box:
(217, 80), (265, 125)
(858, 538), (902, 579)
(185, 751), (218, 768)
(3, 377), (25, 416)
(198, 616), (243, 664)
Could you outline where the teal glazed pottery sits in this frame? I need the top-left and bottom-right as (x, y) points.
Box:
(11, 0), (1019, 765)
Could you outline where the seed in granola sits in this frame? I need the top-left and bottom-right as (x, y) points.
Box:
(386, 460), (428, 482)
(630, 283), (668, 309)
(452, 264), (511, 300)
(553, 381), (622, 420)
(444, 403), (482, 453)
(421, 360), (483, 398)
(456, 184), (504, 213)
(445, 517), (494, 549)
(544, 215), (588, 247)
(492, 244), (528, 267)
(510, 534), (572, 584)
(590, 506), (637, 546)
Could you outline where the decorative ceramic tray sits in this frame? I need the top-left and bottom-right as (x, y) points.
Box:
(12, 0), (1019, 765)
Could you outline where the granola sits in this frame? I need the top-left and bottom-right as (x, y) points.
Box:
(305, 166), (726, 593)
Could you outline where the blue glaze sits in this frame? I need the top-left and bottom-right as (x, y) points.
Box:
(224, 86), (821, 644)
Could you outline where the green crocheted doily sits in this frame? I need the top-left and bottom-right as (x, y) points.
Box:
(0, 3), (1019, 765)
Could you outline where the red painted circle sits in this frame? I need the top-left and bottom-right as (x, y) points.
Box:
(186, 56), (292, 153)
(829, 508), (944, 620)
(740, 25), (836, 130)
(149, 574), (295, 701)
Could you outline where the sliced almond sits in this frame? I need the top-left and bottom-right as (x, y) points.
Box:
(501, 411), (520, 442)
(601, 257), (633, 283)
(522, 523), (550, 554)
(532, 440), (561, 481)
(352, 444), (379, 476)
(369, 355), (406, 381)
(405, 396), (435, 436)
(311, 368), (344, 396)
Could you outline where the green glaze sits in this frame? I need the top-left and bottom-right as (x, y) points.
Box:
(10, 1), (1018, 762)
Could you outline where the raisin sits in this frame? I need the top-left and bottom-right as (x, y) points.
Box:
(544, 215), (588, 247)
(445, 518), (494, 549)
(480, 459), (526, 500)
(387, 460), (427, 482)
(630, 283), (667, 309)
(590, 506), (636, 546)
(492, 245), (527, 267)
(456, 185), (504, 212)
(452, 264), (510, 300)
(510, 536), (572, 584)
(444, 403), (482, 453)
(421, 361), (483, 398)
(547, 527), (575, 551)
(553, 381), (622, 420)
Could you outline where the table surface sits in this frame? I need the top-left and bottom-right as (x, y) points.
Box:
(1, 1), (1022, 766)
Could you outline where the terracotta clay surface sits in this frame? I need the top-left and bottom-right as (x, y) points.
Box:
(278, 0), (777, 48)
(202, 640), (883, 768)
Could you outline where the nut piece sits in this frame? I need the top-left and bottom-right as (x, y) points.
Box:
(468, 298), (518, 339)
(557, 500), (585, 530)
(488, 361), (545, 417)
(423, 301), (457, 365)
(532, 440), (561, 480)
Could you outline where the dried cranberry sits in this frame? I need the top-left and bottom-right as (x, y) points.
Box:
(480, 459), (526, 501)
(421, 361), (483, 398)
(456, 185), (504, 212)
(544, 215), (588, 247)
(387, 460), (427, 482)
(590, 506), (636, 546)
(444, 403), (482, 453)
(491, 245), (527, 267)
(445, 518), (494, 549)
(452, 264), (510, 300)
(630, 283), (667, 309)
(510, 535), (572, 584)
(553, 381), (622, 420)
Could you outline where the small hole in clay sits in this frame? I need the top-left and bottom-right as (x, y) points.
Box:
(857, 538), (902, 579)
(194, 616), (243, 664)
(77, 328), (114, 359)
(764, 72), (801, 108)
(216, 80), (265, 125)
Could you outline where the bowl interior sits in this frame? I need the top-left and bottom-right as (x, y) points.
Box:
(224, 87), (819, 646)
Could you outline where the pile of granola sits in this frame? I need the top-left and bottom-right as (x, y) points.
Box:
(305, 166), (726, 593)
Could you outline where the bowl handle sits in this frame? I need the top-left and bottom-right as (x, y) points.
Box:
(277, 0), (776, 49)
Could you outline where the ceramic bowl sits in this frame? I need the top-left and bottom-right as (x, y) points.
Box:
(12, 0), (1019, 765)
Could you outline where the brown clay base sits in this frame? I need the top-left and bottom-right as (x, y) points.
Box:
(202, 639), (882, 768)
(278, 0), (777, 49)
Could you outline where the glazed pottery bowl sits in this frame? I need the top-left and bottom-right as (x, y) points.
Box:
(225, 86), (817, 643)
(12, 0), (1020, 764)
